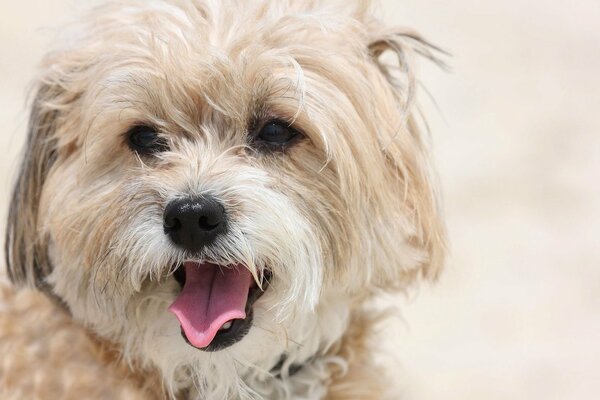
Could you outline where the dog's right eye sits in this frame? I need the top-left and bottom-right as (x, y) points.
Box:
(126, 125), (168, 155)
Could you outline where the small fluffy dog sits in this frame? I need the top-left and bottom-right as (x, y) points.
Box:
(1, 1), (446, 399)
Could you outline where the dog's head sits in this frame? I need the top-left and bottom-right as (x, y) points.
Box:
(5, 0), (445, 397)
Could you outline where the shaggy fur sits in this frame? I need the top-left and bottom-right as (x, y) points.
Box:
(1, 0), (446, 399)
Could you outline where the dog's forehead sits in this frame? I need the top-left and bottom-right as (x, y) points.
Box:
(86, 1), (365, 122)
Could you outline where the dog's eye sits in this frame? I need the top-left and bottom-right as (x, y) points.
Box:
(253, 120), (301, 150)
(126, 125), (168, 155)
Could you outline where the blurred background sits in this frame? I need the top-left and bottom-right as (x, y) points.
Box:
(1, 1), (598, 399)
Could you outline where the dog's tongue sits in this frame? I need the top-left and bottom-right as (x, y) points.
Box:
(169, 262), (252, 348)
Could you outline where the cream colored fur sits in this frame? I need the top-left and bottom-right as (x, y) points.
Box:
(1, 1), (445, 399)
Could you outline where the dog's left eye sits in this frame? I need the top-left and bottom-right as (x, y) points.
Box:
(126, 125), (168, 155)
(253, 120), (301, 150)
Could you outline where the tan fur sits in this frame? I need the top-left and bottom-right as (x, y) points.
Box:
(2, 1), (445, 398)
(325, 310), (390, 399)
(0, 279), (164, 399)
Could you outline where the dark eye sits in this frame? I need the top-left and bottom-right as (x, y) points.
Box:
(126, 125), (168, 155)
(254, 120), (301, 150)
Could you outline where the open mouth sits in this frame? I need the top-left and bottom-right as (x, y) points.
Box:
(169, 261), (270, 352)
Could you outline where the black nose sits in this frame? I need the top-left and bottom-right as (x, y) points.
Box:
(163, 196), (226, 251)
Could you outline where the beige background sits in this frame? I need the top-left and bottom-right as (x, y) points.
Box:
(1, 1), (599, 399)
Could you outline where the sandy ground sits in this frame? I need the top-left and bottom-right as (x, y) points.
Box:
(1, 1), (599, 399)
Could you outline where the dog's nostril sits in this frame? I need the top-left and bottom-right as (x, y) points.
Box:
(164, 216), (182, 231)
(198, 215), (220, 231)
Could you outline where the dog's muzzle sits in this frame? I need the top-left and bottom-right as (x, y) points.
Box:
(163, 197), (271, 351)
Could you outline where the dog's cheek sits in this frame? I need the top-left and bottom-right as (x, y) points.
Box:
(39, 160), (146, 312)
(264, 147), (360, 291)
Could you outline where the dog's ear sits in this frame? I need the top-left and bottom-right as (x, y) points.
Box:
(5, 83), (61, 289)
(366, 29), (448, 285)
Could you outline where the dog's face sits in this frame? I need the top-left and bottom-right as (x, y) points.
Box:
(6, 0), (444, 398)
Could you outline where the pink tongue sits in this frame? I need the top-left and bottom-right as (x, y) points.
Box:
(169, 262), (252, 348)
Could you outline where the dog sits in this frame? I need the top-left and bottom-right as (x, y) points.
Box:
(0, 0), (446, 399)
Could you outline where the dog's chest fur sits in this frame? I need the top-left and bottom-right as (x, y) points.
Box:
(0, 280), (387, 400)
(0, 281), (162, 399)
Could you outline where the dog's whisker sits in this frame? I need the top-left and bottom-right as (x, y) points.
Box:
(252, 324), (305, 349)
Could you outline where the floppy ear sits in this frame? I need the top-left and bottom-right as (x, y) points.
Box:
(5, 84), (60, 289)
(367, 29), (448, 283)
